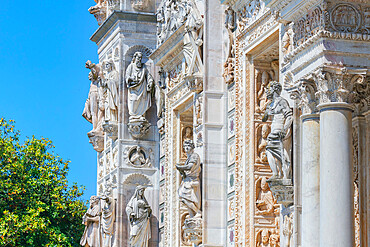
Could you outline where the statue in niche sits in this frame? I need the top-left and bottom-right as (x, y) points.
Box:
(256, 124), (270, 164)
(225, 6), (236, 59)
(258, 229), (271, 247)
(256, 177), (277, 216)
(183, 0), (203, 75)
(126, 185), (152, 247)
(80, 196), (102, 247)
(102, 60), (119, 123)
(176, 139), (201, 218)
(83, 60), (104, 135)
(101, 184), (115, 247)
(155, 68), (166, 118)
(262, 81), (293, 180)
(125, 51), (154, 123)
(256, 71), (271, 113)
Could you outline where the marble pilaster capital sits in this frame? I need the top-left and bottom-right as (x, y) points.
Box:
(285, 78), (319, 115)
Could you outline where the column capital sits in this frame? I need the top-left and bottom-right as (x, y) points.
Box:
(312, 65), (369, 107)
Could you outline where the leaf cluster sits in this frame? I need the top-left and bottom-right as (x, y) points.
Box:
(0, 118), (87, 247)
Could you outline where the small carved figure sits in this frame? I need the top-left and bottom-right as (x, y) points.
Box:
(155, 68), (166, 118)
(102, 60), (119, 122)
(83, 61), (104, 134)
(126, 185), (152, 247)
(80, 196), (101, 247)
(101, 184), (115, 247)
(283, 214), (293, 247)
(225, 7), (236, 59)
(176, 139), (201, 218)
(223, 57), (235, 84)
(125, 52), (154, 122)
(256, 71), (271, 113)
(130, 147), (147, 166)
(259, 229), (271, 247)
(256, 124), (270, 164)
(262, 81), (293, 180)
(256, 177), (276, 215)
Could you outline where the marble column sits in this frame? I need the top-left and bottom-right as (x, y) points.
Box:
(318, 102), (354, 247)
(301, 114), (320, 247)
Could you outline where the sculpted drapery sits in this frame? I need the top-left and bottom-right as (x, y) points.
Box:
(176, 139), (202, 218)
(262, 81), (293, 180)
(102, 60), (119, 122)
(126, 185), (152, 247)
(80, 196), (101, 247)
(101, 187), (115, 247)
(125, 52), (154, 122)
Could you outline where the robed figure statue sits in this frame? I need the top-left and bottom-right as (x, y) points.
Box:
(80, 196), (101, 247)
(125, 51), (154, 122)
(176, 139), (202, 218)
(126, 185), (152, 247)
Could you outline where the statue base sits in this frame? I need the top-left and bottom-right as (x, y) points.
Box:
(267, 178), (294, 208)
(183, 216), (202, 246)
(128, 119), (150, 139)
(103, 120), (118, 139)
(87, 131), (104, 152)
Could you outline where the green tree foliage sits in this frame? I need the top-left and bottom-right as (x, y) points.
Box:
(0, 118), (87, 246)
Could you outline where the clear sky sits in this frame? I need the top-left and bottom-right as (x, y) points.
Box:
(0, 1), (101, 200)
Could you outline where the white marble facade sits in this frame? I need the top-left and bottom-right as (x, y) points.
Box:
(82, 0), (369, 246)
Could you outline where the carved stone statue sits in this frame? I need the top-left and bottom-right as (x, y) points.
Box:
(256, 71), (271, 113)
(262, 81), (293, 180)
(102, 60), (119, 123)
(101, 185), (115, 247)
(283, 214), (293, 247)
(83, 60), (104, 134)
(259, 229), (271, 247)
(256, 177), (277, 215)
(183, 0), (203, 75)
(126, 185), (152, 247)
(80, 196), (101, 247)
(176, 139), (201, 218)
(155, 68), (166, 118)
(125, 52), (154, 122)
(256, 124), (270, 164)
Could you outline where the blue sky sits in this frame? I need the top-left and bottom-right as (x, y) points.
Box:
(0, 1), (100, 200)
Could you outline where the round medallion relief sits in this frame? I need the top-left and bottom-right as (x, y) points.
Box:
(330, 4), (361, 33)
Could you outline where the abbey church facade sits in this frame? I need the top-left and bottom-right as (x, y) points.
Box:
(80, 0), (369, 246)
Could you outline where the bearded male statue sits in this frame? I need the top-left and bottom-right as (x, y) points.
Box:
(262, 81), (293, 180)
(125, 51), (154, 123)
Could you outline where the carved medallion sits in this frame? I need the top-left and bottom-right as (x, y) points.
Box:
(124, 145), (152, 168)
(330, 4), (361, 33)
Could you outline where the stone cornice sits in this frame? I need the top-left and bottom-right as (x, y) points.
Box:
(90, 11), (156, 43)
(149, 24), (186, 68)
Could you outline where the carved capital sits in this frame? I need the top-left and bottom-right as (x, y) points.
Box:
(312, 66), (369, 107)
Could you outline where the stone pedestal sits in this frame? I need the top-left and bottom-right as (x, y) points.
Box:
(318, 102), (354, 247)
(268, 179), (294, 208)
(301, 114), (320, 247)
